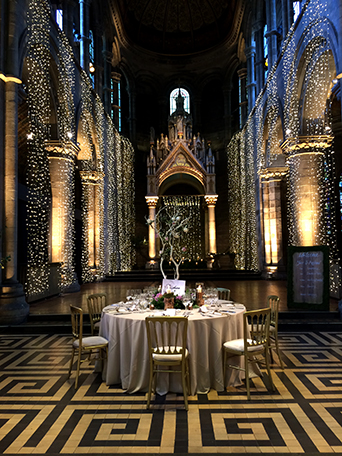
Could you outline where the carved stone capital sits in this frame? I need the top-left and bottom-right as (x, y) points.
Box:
(259, 167), (288, 181)
(204, 194), (218, 207)
(145, 196), (159, 208)
(79, 170), (105, 184)
(46, 140), (80, 162)
(281, 135), (333, 155)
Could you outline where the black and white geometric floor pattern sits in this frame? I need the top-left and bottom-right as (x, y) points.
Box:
(0, 331), (342, 455)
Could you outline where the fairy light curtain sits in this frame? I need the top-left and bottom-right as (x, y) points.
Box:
(161, 196), (203, 262)
(26, 0), (51, 296)
(227, 130), (259, 271)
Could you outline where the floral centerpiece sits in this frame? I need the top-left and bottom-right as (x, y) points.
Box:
(146, 205), (190, 280)
(151, 291), (185, 309)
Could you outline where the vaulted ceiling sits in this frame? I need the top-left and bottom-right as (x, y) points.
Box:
(111, 0), (241, 57)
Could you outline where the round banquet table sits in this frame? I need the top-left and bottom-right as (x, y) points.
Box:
(99, 305), (246, 396)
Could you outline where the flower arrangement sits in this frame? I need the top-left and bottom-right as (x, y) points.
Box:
(146, 205), (190, 279)
(151, 291), (185, 309)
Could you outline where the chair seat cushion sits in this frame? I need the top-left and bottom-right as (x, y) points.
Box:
(223, 338), (265, 355)
(153, 346), (189, 362)
(269, 324), (275, 333)
(73, 336), (108, 349)
(94, 321), (101, 329)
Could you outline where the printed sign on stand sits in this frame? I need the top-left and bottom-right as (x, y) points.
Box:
(162, 279), (186, 296)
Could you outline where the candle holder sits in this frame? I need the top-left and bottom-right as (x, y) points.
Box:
(196, 291), (204, 306)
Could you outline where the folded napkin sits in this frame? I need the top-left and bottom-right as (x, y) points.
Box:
(199, 305), (209, 313)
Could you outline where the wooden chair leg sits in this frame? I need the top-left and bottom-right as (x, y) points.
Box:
(68, 347), (75, 378)
(223, 350), (227, 389)
(264, 347), (275, 392)
(245, 352), (250, 400)
(181, 362), (188, 410)
(75, 349), (82, 389)
(274, 334), (284, 369)
(146, 364), (153, 409)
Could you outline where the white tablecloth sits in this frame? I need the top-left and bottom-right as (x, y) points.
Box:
(99, 305), (246, 395)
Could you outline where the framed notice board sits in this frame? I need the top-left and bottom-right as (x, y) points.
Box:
(287, 245), (329, 310)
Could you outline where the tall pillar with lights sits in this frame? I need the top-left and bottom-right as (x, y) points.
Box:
(260, 169), (287, 275)
(47, 141), (80, 292)
(80, 171), (104, 280)
(282, 136), (332, 246)
(0, 78), (29, 324)
(145, 196), (159, 266)
(0, 0), (28, 324)
(204, 195), (218, 256)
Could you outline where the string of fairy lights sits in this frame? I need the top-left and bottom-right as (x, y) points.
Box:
(26, 0), (51, 296)
(228, 0), (339, 289)
(227, 129), (259, 271)
(25, 0), (135, 294)
(55, 22), (77, 291)
(162, 196), (203, 262)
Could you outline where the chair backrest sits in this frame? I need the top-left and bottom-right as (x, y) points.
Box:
(244, 307), (271, 348)
(70, 305), (83, 341)
(267, 295), (280, 328)
(87, 293), (107, 324)
(145, 316), (188, 358)
(217, 287), (231, 301)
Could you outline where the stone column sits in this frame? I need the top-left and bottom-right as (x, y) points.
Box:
(265, 0), (278, 69)
(111, 71), (121, 130)
(0, 0), (28, 324)
(237, 68), (248, 127)
(79, 0), (90, 74)
(127, 85), (136, 144)
(102, 50), (113, 115)
(63, 0), (76, 46)
(254, 21), (265, 94)
(223, 86), (232, 141)
(260, 169), (287, 272)
(204, 195), (218, 255)
(281, 0), (289, 39)
(282, 136), (332, 246)
(79, 171), (104, 278)
(0, 79), (29, 324)
(93, 25), (103, 95)
(46, 141), (80, 292)
(287, 0), (294, 31)
(145, 196), (158, 263)
(193, 95), (202, 133)
(245, 45), (256, 114)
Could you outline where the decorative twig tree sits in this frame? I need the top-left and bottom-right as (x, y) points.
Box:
(147, 205), (190, 280)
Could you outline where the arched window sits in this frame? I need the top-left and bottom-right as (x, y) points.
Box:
(170, 88), (190, 115)
(89, 30), (95, 88)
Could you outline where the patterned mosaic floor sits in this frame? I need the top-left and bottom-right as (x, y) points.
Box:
(0, 331), (342, 455)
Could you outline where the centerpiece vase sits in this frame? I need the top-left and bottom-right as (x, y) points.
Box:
(164, 297), (174, 309)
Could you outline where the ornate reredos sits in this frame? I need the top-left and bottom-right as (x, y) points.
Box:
(146, 89), (216, 196)
(155, 141), (207, 190)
